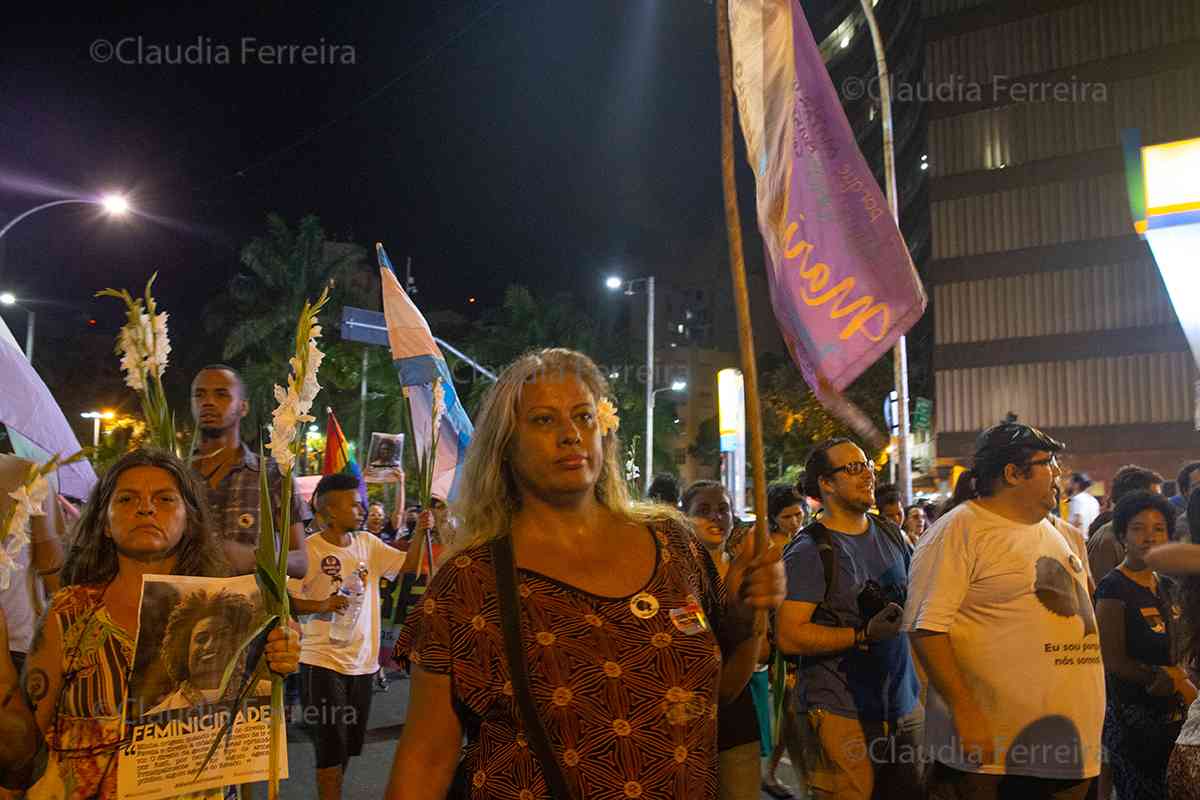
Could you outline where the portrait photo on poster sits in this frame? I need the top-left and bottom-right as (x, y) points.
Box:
(364, 431), (404, 483)
(118, 573), (286, 800)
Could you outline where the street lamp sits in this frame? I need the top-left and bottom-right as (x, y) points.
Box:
(0, 293), (35, 362)
(80, 410), (115, 448)
(0, 193), (132, 363)
(0, 193), (132, 242)
(606, 274), (656, 493)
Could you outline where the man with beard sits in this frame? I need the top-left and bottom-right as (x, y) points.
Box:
(777, 438), (921, 800)
(190, 364), (309, 578)
(905, 423), (1102, 799)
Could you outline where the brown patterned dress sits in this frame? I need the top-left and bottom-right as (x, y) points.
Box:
(398, 519), (726, 800)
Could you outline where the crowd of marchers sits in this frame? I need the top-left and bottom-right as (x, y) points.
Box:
(3, 350), (1200, 800)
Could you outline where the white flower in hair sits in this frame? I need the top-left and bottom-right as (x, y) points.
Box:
(596, 398), (620, 436)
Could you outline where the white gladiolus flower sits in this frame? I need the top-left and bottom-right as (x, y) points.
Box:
(0, 474), (48, 592)
(10, 475), (49, 517)
(432, 379), (446, 432)
(146, 311), (171, 376)
(120, 349), (146, 391)
(624, 457), (641, 483)
(267, 317), (325, 476)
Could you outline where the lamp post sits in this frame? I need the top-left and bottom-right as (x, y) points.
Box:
(0, 193), (131, 364)
(0, 194), (130, 242)
(606, 275), (656, 493)
(650, 380), (688, 481)
(80, 410), (115, 448)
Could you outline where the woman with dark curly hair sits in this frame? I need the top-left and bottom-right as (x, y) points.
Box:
(1096, 491), (1195, 799)
(150, 589), (268, 713)
(0, 449), (301, 799)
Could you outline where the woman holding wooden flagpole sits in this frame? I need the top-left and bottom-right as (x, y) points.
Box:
(385, 348), (784, 800)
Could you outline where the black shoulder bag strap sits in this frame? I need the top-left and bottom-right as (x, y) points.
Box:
(803, 521), (845, 628)
(491, 535), (576, 800)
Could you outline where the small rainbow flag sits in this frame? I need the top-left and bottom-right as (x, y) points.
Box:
(324, 407), (366, 502)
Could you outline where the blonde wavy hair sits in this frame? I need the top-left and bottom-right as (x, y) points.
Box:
(453, 348), (687, 548)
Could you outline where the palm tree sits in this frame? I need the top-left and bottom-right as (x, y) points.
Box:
(206, 214), (369, 435)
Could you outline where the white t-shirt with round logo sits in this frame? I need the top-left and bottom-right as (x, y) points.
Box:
(291, 531), (410, 675)
(903, 501), (1104, 779)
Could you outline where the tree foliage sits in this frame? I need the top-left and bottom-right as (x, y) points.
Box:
(756, 350), (894, 476)
(206, 214), (370, 437)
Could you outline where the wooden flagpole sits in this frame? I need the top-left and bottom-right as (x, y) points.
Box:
(716, 0), (769, 560)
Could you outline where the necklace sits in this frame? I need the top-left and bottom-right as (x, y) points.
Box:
(197, 448), (237, 484)
(1119, 564), (1158, 594)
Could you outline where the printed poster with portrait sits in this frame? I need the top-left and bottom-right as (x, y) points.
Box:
(117, 574), (287, 800)
(364, 431), (404, 483)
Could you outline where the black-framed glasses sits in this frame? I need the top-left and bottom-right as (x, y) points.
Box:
(1026, 455), (1060, 470)
(828, 460), (872, 477)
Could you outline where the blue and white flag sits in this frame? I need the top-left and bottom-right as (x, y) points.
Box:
(377, 243), (473, 500)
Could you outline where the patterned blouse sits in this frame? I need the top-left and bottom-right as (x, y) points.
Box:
(28, 585), (222, 800)
(29, 585), (131, 800)
(399, 519), (727, 800)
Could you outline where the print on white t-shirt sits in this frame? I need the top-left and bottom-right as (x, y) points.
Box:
(903, 501), (1105, 780)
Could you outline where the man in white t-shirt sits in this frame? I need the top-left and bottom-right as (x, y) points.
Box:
(1065, 473), (1100, 537)
(904, 423), (1104, 799)
(289, 473), (421, 800)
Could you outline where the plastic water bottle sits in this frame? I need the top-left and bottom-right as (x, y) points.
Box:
(328, 562), (366, 644)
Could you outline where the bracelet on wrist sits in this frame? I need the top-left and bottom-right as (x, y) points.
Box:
(854, 627), (869, 650)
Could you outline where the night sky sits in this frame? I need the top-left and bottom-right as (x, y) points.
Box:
(0, 0), (823, 345)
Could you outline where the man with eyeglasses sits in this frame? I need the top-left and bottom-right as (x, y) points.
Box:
(904, 422), (1102, 799)
(777, 438), (922, 799)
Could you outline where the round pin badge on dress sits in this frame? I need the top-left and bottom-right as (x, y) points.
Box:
(630, 592), (660, 620)
(1068, 553), (1083, 574)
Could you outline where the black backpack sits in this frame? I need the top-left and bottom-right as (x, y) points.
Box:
(799, 513), (909, 628)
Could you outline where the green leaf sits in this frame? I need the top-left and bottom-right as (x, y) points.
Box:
(277, 479), (292, 583)
(255, 441), (281, 611)
(193, 614), (281, 778)
(214, 614), (280, 700)
(255, 563), (282, 607)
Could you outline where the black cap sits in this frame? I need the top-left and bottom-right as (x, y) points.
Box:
(974, 422), (1064, 465)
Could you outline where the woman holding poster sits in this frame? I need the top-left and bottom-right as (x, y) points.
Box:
(0, 449), (300, 799)
(386, 348), (785, 800)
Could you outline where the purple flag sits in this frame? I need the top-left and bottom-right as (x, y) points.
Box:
(0, 317), (96, 498)
(728, 0), (926, 393)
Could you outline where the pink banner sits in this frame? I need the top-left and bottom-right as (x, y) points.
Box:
(729, 0), (926, 392)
